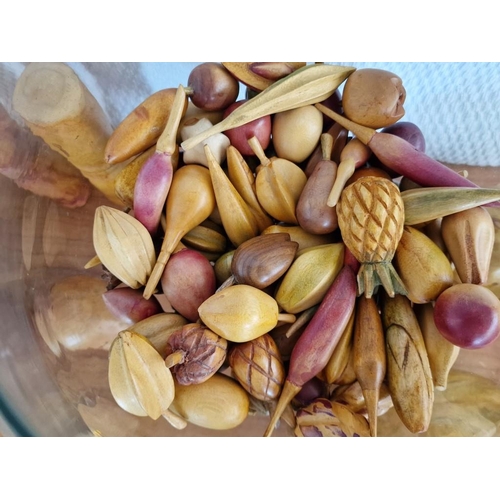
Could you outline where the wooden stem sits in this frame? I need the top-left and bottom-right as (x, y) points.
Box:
(362, 389), (379, 437)
(285, 306), (317, 338)
(264, 380), (301, 437)
(320, 133), (334, 161)
(315, 103), (376, 145)
(327, 158), (356, 207)
(84, 255), (101, 269)
(156, 85), (187, 155)
(162, 409), (188, 430)
(215, 274), (237, 293)
(165, 350), (185, 368)
(247, 136), (271, 167)
(143, 248), (172, 300)
(277, 313), (296, 324)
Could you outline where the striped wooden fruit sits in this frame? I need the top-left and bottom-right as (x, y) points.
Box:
(336, 176), (407, 298)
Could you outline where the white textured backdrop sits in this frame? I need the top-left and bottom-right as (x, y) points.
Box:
(1, 62), (499, 167)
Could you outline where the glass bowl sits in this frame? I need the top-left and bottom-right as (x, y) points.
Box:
(1, 62), (499, 437)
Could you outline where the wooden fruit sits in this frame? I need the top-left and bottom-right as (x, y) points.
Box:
(169, 373), (249, 430)
(393, 226), (454, 304)
(249, 136), (307, 224)
(144, 164), (216, 299)
(198, 284), (294, 343)
(229, 334), (285, 401)
(275, 243), (344, 314)
(336, 176), (406, 298)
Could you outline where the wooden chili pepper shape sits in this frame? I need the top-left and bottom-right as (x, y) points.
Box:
(315, 104), (500, 208)
(143, 164), (216, 300)
(402, 187), (500, 226)
(336, 176), (407, 299)
(264, 265), (357, 437)
(133, 85), (188, 235)
(353, 295), (386, 437)
(164, 324), (228, 385)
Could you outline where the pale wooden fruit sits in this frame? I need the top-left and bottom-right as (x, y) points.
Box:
(144, 164), (216, 299)
(93, 206), (156, 289)
(250, 136), (307, 225)
(130, 313), (188, 356)
(169, 373), (249, 430)
(415, 303), (460, 391)
(108, 331), (176, 420)
(275, 243), (344, 313)
(382, 294), (434, 434)
(272, 105), (323, 163)
(441, 206), (495, 285)
(198, 284), (280, 343)
(393, 226), (454, 303)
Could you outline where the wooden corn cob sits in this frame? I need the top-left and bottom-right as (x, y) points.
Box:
(336, 176), (407, 298)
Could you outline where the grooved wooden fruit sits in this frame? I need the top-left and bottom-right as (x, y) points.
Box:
(336, 176), (406, 298)
(229, 334), (285, 401)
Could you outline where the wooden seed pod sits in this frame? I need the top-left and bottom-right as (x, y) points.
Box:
(229, 334), (285, 401)
(165, 324), (227, 385)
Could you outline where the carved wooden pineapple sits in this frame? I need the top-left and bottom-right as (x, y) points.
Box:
(336, 176), (407, 298)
